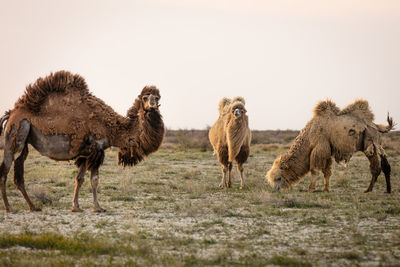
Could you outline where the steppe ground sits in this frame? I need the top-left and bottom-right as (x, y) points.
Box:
(0, 137), (399, 266)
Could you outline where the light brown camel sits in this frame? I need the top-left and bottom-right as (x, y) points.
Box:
(0, 71), (165, 212)
(209, 97), (251, 189)
(266, 99), (394, 193)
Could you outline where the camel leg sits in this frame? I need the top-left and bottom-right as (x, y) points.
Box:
(90, 168), (106, 212)
(226, 162), (233, 188)
(380, 155), (391, 194)
(237, 162), (245, 189)
(308, 170), (318, 191)
(13, 145), (40, 211)
(365, 152), (381, 193)
(0, 145), (13, 212)
(219, 165), (228, 189)
(71, 163), (86, 212)
(322, 158), (332, 192)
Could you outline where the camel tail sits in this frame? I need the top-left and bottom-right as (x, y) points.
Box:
(376, 113), (396, 133)
(0, 110), (10, 136)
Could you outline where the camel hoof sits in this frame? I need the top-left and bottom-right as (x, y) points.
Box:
(93, 208), (106, 213)
(323, 188), (330, 192)
(219, 183), (225, 189)
(30, 207), (42, 212)
(72, 207), (83, 212)
(385, 191), (391, 194)
(364, 189), (372, 193)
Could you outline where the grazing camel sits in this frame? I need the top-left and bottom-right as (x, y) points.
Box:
(266, 99), (394, 193)
(0, 71), (165, 212)
(209, 97), (251, 189)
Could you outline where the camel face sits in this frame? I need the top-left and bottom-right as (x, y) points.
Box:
(142, 94), (160, 111)
(231, 104), (246, 119)
(266, 157), (285, 190)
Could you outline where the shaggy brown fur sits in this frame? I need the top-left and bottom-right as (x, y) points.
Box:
(266, 99), (394, 193)
(0, 71), (165, 212)
(209, 97), (251, 189)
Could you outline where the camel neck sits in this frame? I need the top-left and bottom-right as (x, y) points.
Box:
(114, 108), (165, 166)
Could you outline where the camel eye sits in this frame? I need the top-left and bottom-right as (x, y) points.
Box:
(348, 129), (356, 136)
(143, 96), (148, 101)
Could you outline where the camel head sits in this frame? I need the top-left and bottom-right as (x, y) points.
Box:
(266, 155), (291, 191)
(140, 86), (161, 111)
(230, 102), (247, 119)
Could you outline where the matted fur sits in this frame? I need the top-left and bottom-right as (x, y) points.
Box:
(6, 71), (165, 167)
(15, 71), (88, 113)
(266, 99), (393, 193)
(209, 96), (251, 188)
(0, 71), (165, 212)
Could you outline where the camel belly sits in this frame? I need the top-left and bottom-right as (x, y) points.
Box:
(28, 125), (75, 160)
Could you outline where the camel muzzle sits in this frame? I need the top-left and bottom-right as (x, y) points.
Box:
(234, 109), (241, 117)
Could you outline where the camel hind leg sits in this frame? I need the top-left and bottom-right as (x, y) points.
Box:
(380, 155), (391, 193)
(13, 145), (40, 211)
(0, 120), (30, 212)
(0, 142), (14, 212)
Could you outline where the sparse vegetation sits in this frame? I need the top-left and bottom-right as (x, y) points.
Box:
(0, 132), (399, 266)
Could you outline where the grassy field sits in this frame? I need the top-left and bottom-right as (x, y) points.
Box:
(0, 143), (399, 266)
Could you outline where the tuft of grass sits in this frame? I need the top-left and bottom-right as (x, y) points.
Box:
(337, 251), (362, 261)
(110, 196), (135, 202)
(267, 254), (312, 267)
(280, 199), (330, 209)
(0, 233), (111, 255)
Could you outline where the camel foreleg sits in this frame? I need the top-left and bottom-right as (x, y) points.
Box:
(308, 170), (318, 191)
(322, 158), (332, 192)
(90, 168), (106, 212)
(226, 162), (233, 188)
(72, 163), (86, 212)
(365, 150), (382, 193)
(219, 165), (228, 189)
(237, 162), (245, 189)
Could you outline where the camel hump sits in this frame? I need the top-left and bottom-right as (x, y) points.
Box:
(16, 70), (89, 113)
(231, 96), (245, 106)
(218, 97), (231, 115)
(313, 99), (340, 117)
(340, 99), (375, 122)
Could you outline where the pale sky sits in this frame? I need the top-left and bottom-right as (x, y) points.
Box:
(1, 0), (399, 130)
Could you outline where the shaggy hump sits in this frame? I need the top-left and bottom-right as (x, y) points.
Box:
(218, 97), (231, 115)
(340, 99), (374, 122)
(15, 71), (89, 113)
(313, 100), (340, 117)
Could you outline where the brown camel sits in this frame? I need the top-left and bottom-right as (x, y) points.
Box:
(0, 71), (165, 212)
(209, 97), (251, 189)
(266, 99), (394, 193)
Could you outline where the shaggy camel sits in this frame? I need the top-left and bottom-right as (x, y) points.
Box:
(0, 71), (165, 212)
(209, 97), (251, 189)
(266, 99), (394, 193)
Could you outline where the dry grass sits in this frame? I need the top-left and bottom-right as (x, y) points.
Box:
(0, 138), (399, 266)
